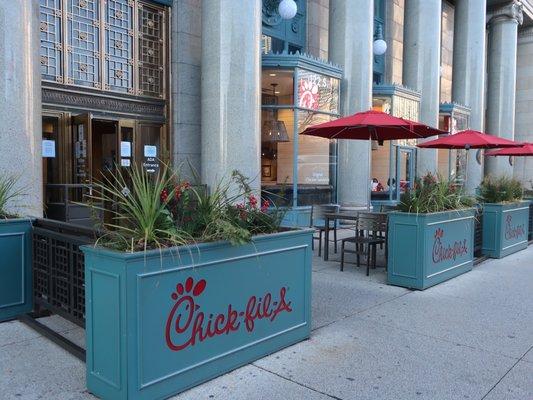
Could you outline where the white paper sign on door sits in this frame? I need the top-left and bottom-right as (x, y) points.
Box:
(42, 140), (56, 158)
(144, 145), (157, 157)
(120, 141), (131, 157)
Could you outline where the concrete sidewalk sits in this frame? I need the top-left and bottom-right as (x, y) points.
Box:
(1, 246), (532, 400)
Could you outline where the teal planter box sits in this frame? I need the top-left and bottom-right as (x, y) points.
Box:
(82, 229), (313, 400)
(279, 206), (312, 228)
(0, 219), (33, 322)
(387, 210), (475, 290)
(482, 201), (530, 258)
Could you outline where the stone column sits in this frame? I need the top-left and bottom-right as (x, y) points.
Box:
(0, 0), (42, 217)
(403, 0), (441, 176)
(329, 0), (373, 207)
(485, 1), (523, 178)
(514, 26), (533, 187)
(201, 0), (261, 194)
(452, 0), (486, 193)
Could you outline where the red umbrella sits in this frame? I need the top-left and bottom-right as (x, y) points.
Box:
(486, 143), (533, 182)
(300, 110), (446, 209)
(417, 129), (521, 149)
(300, 110), (446, 140)
(485, 143), (533, 156)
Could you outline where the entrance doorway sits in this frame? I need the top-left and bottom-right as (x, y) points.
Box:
(42, 112), (167, 226)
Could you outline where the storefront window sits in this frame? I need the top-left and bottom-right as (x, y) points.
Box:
(261, 63), (341, 207)
(297, 71), (339, 114)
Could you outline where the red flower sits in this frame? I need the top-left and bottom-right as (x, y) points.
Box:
(261, 199), (270, 213)
(160, 188), (169, 203)
(181, 181), (191, 190)
(248, 194), (258, 208)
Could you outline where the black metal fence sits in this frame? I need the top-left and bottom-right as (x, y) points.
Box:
(474, 207), (483, 256)
(32, 219), (97, 328)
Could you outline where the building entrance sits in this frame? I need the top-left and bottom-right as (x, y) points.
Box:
(42, 112), (167, 226)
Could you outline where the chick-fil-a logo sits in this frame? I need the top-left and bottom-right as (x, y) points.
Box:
(432, 228), (468, 263)
(165, 277), (292, 352)
(504, 215), (525, 241)
(298, 79), (320, 110)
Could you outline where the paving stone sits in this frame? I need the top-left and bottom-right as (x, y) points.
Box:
(255, 316), (517, 400)
(312, 269), (407, 329)
(172, 365), (331, 400)
(0, 319), (41, 347)
(61, 327), (86, 350)
(36, 314), (80, 333)
(483, 361), (533, 400)
(359, 288), (533, 359)
(0, 333), (94, 400)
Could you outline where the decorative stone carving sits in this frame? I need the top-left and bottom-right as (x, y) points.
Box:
(262, 0), (282, 26)
(42, 86), (166, 118)
(489, 0), (524, 25)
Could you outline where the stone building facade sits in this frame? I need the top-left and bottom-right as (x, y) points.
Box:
(0, 0), (532, 218)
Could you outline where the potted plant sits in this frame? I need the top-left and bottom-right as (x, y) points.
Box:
(0, 175), (32, 322)
(387, 173), (476, 290)
(479, 176), (529, 258)
(81, 166), (313, 400)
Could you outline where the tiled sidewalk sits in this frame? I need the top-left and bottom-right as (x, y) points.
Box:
(1, 244), (532, 400)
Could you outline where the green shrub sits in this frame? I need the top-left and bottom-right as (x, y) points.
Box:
(0, 175), (24, 218)
(86, 165), (284, 252)
(478, 175), (523, 203)
(398, 173), (475, 214)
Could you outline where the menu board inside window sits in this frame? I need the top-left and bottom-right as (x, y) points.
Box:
(297, 70), (339, 114)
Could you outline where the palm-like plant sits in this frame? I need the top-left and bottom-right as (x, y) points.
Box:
(86, 164), (190, 252)
(0, 175), (24, 218)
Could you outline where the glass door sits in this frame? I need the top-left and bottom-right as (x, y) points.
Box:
(395, 146), (416, 201)
(118, 120), (135, 170)
(135, 122), (166, 174)
(72, 113), (92, 186)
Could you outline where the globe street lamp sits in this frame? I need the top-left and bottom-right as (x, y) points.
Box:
(278, 0), (297, 20)
(373, 25), (387, 56)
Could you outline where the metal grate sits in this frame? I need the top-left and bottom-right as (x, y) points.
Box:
(32, 219), (97, 327)
(474, 206), (483, 257)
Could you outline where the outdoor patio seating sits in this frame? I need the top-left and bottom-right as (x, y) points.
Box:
(340, 212), (388, 276)
(311, 204), (340, 257)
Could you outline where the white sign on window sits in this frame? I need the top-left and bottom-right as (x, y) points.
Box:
(120, 141), (132, 157)
(120, 158), (131, 167)
(42, 140), (56, 158)
(144, 145), (157, 158)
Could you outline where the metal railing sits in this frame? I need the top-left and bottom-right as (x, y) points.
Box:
(32, 219), (99, 328)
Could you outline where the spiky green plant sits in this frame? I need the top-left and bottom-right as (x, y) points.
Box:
(86, 165), (285, 251)
(398, 173), (475, 214)
(0, 175), (25, 218)
(479, 175), (523, 203)
(85, 164), (190, 252)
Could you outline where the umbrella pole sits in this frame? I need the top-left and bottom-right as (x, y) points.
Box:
(368, 143), (372, 210)
(464, 149), (469, 189)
